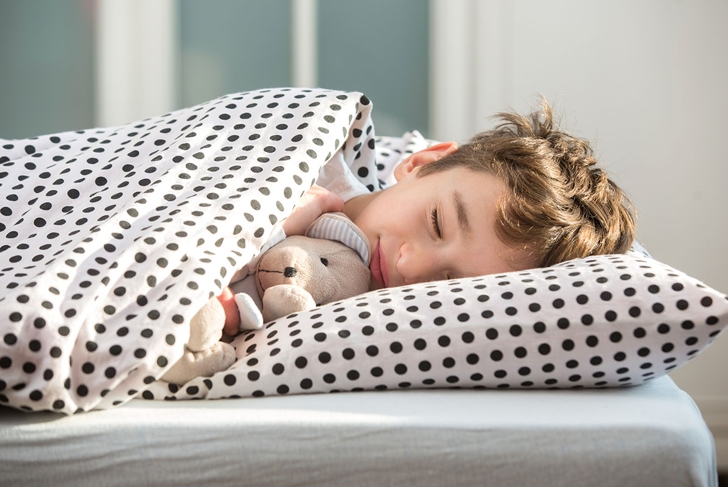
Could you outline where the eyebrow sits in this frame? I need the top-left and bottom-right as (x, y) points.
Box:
(452, 190), (471, 237)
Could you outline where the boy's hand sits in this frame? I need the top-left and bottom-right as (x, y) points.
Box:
(218, 287), (241, 336)
(282, 185), (343, 236)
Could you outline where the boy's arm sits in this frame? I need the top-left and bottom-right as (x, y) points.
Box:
(281, 184), (344, 236)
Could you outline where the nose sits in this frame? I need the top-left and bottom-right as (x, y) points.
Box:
(396, 242), (438, 285)
(284, 267), (297, 278)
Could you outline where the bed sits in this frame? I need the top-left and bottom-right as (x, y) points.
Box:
(0, 87), (725, 485)
(0, 375), (718, 487)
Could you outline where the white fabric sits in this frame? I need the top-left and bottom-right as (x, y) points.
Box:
(306, 212), (370, 265)
(315, 142), (371, 201)
(0, 376), (717, 487)
(2, 89), (727, 417)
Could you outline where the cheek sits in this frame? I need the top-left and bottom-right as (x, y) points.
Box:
(354, 199), (386, 235)
(351, 221), (378, 262)
(355, 187), (420, 241)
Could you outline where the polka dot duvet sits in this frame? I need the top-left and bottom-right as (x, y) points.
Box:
(1, 88), (726, 414)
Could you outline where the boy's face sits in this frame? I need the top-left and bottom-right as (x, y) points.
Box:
(353, 144), (535, 290)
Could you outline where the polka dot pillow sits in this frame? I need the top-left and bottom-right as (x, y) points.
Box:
(143, 249), (727, 401)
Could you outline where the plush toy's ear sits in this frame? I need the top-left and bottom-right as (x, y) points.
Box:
(306, 212), (370, 265)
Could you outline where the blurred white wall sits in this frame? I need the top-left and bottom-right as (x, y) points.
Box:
(433, 0), (728, 467)
(96, 0), (177, 127)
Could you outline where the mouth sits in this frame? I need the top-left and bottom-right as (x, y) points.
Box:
(370, 240), (388, 288)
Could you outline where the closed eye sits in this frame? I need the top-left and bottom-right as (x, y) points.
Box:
(431, 207), (442, 239)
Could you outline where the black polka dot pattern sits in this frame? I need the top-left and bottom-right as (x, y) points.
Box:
(372, 131), (432, 190)
(2, 90), (727, 412)
(0, 88), (376, 413)
(144, 251), (728, 401)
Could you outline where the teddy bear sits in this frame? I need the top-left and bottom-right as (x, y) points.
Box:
(161, 213), (371, 385)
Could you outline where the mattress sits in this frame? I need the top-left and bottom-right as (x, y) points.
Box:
(0, 375), (717, 487)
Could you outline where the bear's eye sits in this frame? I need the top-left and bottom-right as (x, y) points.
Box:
(320, 257), (329, 266)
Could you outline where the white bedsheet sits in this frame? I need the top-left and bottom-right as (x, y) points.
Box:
(0, 376), (716, 487)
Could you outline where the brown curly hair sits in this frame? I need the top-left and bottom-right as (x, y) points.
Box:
(417, 99), (636, 267)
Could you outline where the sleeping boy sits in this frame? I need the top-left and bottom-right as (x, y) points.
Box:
(218, 100), (636, 335)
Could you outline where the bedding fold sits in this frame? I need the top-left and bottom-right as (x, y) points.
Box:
(0, 88), (376, 413)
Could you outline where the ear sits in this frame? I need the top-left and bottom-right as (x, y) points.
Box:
(306, 212), (370, 265)
(393, 141), (458, 182)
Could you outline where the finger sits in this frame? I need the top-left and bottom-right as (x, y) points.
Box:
(309, 185), (343, 212)
(217, 287), (241, 335)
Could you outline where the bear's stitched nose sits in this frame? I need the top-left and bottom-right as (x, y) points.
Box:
(284, 266), (297, 278)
